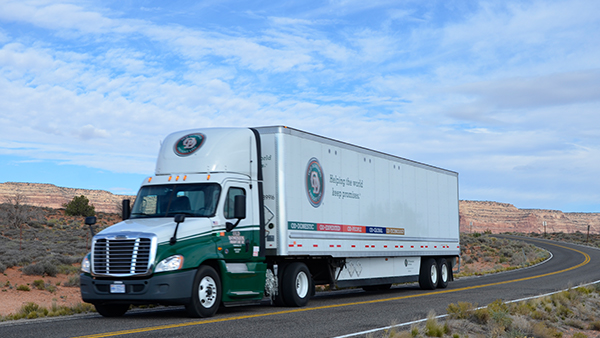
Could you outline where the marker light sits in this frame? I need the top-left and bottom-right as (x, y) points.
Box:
(176, 175), (180, 181)
(207, 174), (211, 180)
(183, 175), (187, 181)
(148, 177), (153, 183)
(168, 176), (172, 182)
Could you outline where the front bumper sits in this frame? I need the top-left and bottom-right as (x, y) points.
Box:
(80, 269), (195, 305)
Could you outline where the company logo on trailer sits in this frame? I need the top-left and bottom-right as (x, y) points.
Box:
(174, 133), (205, 156)
(305, 158), (324, 207)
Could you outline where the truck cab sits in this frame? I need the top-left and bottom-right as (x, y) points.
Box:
(80, 128), (267, 317)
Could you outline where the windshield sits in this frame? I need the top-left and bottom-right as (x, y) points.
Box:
(130, 183), (221, 218)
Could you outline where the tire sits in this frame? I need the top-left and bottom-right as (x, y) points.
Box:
(272, 265), (286, 307)
(437, 258), (449, 289)
(281, 262), (312, 307)
(94, 303), (129, 317)
(419, 258), (438, 290)
(185, 265), (221, 318)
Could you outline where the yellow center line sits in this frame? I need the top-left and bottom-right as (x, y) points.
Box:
(74, 241), (591, 338)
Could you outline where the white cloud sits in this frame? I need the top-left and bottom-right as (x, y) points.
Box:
(0, 0), (116, 34)
(453, 71), (600, 109)
(0, 0), (599, 211)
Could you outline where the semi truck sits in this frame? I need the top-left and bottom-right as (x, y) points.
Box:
(80, 126), (460, 317)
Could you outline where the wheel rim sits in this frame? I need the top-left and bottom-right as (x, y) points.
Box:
(440, 263), (448, 282)
(295, 271), (309, 298)
(430, 264), (438, 284)
(198, 276), (217, 308)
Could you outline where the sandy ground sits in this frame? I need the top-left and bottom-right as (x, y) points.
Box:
(0, 267), (82, 316)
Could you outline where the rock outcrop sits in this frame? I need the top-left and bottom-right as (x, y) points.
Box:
(0, 182), (135, 214)
(1, 182), (599, 233)
(460, 200), (600, 234)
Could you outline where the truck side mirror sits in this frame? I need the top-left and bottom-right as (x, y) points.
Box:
(226, 195), (246, 232)
(122, 199), (131, 220)
(170, 214), (186, 245)
(233, 194), (246, 219)
(85, 216), (97, 237)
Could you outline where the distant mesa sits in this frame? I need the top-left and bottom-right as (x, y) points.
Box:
(460, 200), (600, 234)
(0, 182), (599, 233)
(0, 182), (135, 214)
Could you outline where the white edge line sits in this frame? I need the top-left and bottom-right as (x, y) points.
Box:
(334, 247), (598, 338)
(333, 279), (600, 338)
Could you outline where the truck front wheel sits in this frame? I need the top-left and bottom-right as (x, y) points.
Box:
(186, 265), (221, 318)
(94, 303), (129, 317)
(281, 262), (312, 307)
(419, 258), (438, 290)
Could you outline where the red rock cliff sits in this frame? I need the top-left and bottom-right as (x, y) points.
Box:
(0, 182), (135, 214)
(460, 200), (600, 234)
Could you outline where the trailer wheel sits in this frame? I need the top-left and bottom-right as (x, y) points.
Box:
(419, 258), (438, 290)
(281, 262), (311, 307)
(186, 265), (221, 318)
(437, 258), (449, 289)
(94, 303), (129, 317)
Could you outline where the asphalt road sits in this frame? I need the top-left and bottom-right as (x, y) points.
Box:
(1, 236), (598, 338)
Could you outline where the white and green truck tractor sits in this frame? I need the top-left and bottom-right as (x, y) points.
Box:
(80, 126), (460, 317)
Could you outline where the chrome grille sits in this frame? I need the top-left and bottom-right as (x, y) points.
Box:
(93, 237), (153, 275)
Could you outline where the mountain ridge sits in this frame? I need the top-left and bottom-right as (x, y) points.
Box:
(0, 182), (135, 214)
(1, 182), (598, 233)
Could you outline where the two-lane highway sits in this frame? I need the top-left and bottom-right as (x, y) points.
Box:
(1, 236), (598, 338)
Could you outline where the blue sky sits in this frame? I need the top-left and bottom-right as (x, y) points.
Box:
(1, 0), (599, 212)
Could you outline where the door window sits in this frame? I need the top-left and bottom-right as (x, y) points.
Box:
(224, 187), (246, 219)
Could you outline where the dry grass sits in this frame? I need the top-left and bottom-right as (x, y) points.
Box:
(377, 285), (600, 337)
(456, 232), (550, 278)
(375, 232), (600, 338)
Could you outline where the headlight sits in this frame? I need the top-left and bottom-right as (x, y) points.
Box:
(81, 254), (91, 273)
(155, 255), (184, 273)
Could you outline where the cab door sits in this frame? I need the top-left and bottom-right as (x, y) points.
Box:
(215, 180), (266, 302)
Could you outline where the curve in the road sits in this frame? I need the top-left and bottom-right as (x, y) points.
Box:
(72, 239), (592, 338)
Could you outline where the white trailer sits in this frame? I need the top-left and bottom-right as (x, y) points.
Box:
(80, 126), (459, 317)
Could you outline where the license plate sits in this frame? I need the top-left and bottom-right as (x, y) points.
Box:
(110, 283), (125, 293)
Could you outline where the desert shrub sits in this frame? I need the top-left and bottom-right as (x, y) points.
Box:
(22, 264), (44, 276)
(32, 279), (45, 290)
(589, 320), (600, 331)
(58, 264), (80, 275)
(473, 308), (489, 324)
(45, 284), (56, 293)
(57, 255), (82, 265)
(63, 275), (80, 287)
(63, 195), (95, 217)
(16, 284), (30, 291)
(424, 312), (445, 337)
(447, 302), (475, 319)
(565, 319), (586, 330)
(22, 260), (59, 277)
(531, 322), (561, 338)
(0, 261), (6, 273)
